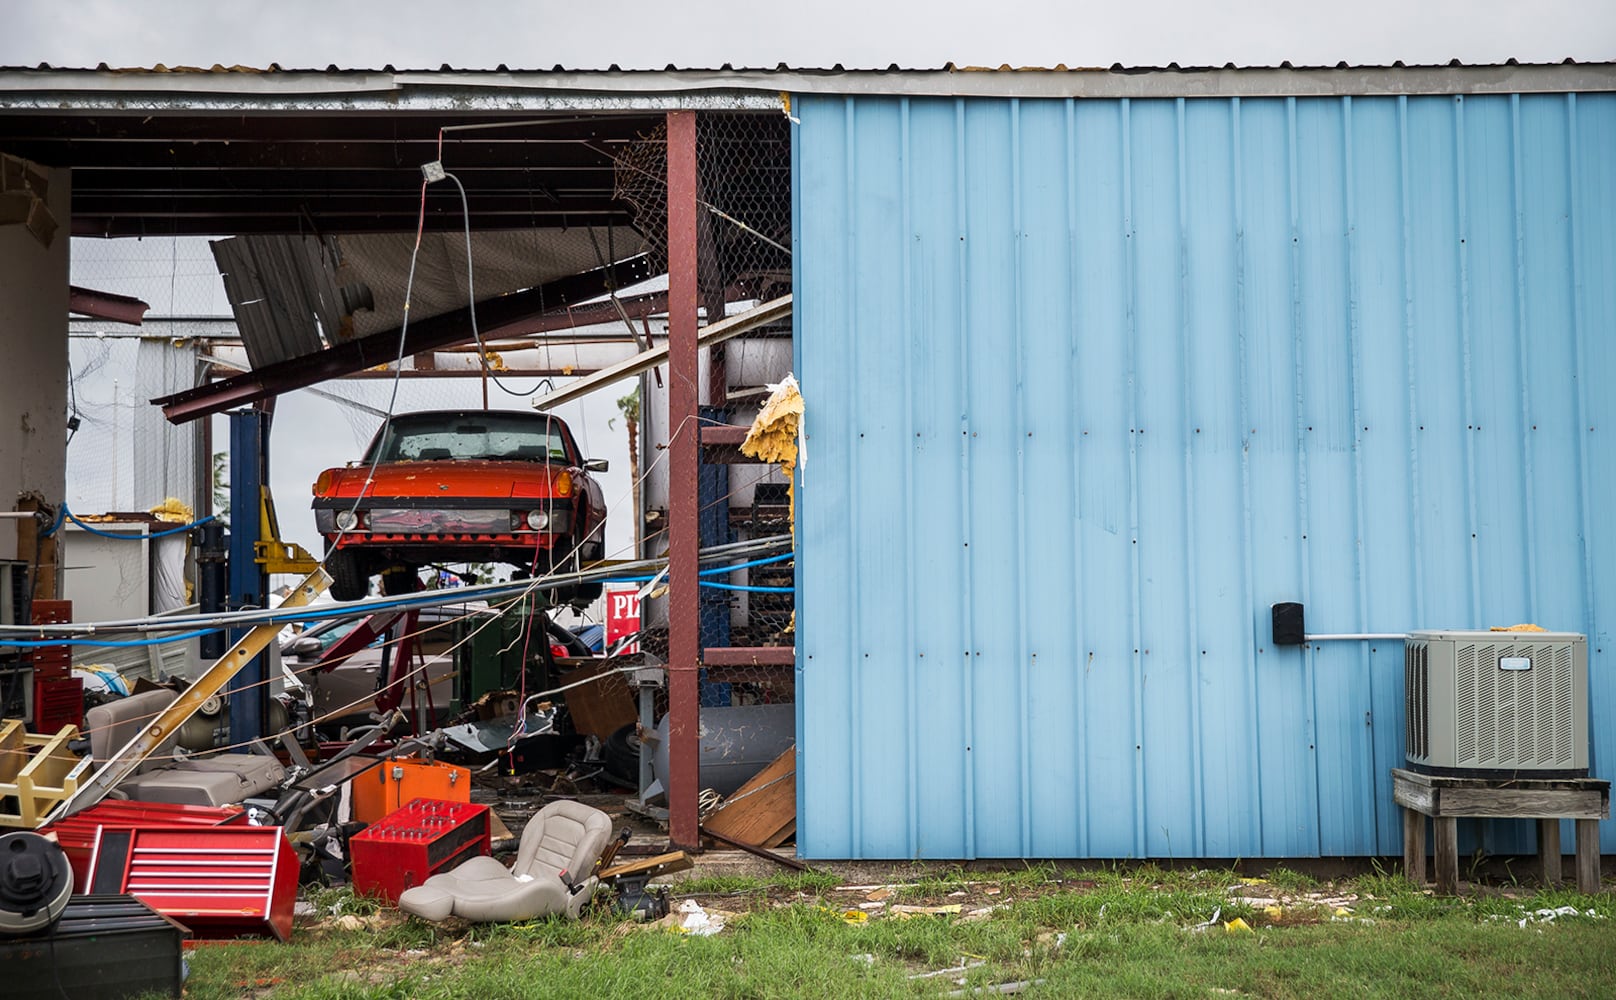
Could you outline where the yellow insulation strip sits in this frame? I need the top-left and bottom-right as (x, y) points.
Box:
(148, 497), (195, 523)
(740, 374), (804, 530)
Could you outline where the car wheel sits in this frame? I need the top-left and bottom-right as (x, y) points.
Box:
(326, 549), (369, 602)
(601, 722), (641, 789)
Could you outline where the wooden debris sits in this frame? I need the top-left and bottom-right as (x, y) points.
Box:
(599, 851), (693, 882)
(556, 662), (636, 739)
(0, 721), (89, 828)
(702, 747), (795, 848)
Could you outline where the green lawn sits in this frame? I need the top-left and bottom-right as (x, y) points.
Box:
(173, 866), (1614, 999)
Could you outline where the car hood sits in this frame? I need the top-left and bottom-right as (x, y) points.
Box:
(315, 460), (572, 501)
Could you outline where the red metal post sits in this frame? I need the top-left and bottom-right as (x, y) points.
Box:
(665, 110), (702, 850)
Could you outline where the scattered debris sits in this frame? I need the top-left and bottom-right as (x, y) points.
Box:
(1514, 906), (1606, 928)
(909, 960), (987, 980)
(672, 899), (727, 936)
(944, 979), (1046, 996)
(890, 903), (963, 918)
(1189, 907), (1223, 932)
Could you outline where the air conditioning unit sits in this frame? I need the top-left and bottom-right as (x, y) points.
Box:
(1404, 630), (1588, 777)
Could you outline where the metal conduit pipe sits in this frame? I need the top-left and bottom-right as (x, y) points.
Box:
(0, 534), (793, 637)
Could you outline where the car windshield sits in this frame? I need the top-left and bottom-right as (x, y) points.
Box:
(365, 413), (569, 463)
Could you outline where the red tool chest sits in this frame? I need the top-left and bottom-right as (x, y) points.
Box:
(43, 799), (247, 892)
(350, 798), (491, 903)
(29, 599), (82, 731)
(87, 825), (299, 941)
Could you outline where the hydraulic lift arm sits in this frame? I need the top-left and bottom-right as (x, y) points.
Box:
(256, 485), (319, 575)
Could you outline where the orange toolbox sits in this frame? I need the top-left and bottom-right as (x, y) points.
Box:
(350, 757), (470, 824)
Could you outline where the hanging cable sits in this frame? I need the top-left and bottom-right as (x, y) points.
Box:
(325, 177), (431, 559)
(442, 171), (547, 397)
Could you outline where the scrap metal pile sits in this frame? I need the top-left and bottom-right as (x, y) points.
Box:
(0, 539), (790, 998)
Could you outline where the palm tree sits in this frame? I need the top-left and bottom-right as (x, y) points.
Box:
(616, 385), (641, 554)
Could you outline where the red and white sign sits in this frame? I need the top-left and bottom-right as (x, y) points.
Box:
(605, 586), (642, 654)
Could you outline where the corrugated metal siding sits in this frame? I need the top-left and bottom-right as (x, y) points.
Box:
(793, 92), (1616, 859)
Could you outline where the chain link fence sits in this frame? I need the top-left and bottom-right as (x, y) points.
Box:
(612, 111), (795, 708)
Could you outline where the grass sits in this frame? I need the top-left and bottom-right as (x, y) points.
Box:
(166, 869), (1614, 1000)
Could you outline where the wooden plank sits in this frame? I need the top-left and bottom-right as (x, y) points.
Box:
(0, 720), (24, 784)
(1433, 817), (1460, 895)
(1392, 770), (1435, 813)
(1402, 808), (1427, 886)
(488, 812), (514, 842)
(1435, 788), (1607, 819)
(763, 818), (796, 850)
(1574, 819), (1602, 895)
(703, 748), (795, 847)
(599, 851), (693, 881)
(557, 661), (637, 740)
(1539, 818), (1562, 885)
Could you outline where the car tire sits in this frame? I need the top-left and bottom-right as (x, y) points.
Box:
(601, 722), (641, 789)
(327, 550), (368, 602)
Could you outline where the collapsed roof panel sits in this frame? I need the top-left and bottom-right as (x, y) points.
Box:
(212, 227), (647, 369)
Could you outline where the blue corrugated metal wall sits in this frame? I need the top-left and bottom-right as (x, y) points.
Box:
(792, 92), (1616, 859)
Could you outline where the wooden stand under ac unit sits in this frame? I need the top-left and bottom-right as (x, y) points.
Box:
(1393, 768), (1610, 895)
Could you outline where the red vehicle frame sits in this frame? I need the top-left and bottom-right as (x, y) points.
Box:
(311, 409), (606, 600)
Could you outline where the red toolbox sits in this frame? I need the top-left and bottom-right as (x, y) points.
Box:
(28, 600), (72, 677)
(32, 675), (84, 732)
(87, 825), (299, 941)
(350, 798), (491, 903)
(43, 800), (247, 892)
(28, 600), (82, 731)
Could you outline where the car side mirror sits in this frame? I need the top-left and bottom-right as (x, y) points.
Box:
(291, 636), (321, 659)
(584, 458), (609, 473)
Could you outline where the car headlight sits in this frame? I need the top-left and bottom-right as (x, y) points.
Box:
(335, 510), (360, 531)
(526, 510), (549, 530)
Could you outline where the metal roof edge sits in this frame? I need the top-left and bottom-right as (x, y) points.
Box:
(0, 63), (1611, 113)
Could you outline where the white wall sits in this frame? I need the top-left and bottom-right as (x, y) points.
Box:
(0, 162), (68, 560)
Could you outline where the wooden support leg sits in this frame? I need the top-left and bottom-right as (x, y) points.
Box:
(1574, 818), (1602, 895)
(1403, 807), (1427, 886)
(1539, 818), (1562, 886)
(1433, 816), (1460, 895)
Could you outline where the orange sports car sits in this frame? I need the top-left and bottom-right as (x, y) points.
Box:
(312, 409), (607, 601)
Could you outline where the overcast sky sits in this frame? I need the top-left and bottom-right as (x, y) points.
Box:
(1, 0), (1612, 69)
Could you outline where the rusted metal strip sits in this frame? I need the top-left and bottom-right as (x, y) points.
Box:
(699, 825), (809, 872)
(666, 109), (701, 851)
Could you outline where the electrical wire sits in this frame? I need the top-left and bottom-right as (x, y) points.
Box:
(443, 171), (547, 398)
(326, 177), (431, 558)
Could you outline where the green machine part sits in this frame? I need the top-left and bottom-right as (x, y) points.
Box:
(452, 597), (553, 712)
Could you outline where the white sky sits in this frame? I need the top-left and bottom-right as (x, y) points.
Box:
(1, 0), (1611, 69)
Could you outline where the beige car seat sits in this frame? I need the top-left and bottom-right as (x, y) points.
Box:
(397, 799), (613, 922)
(84, 689), (286, 807)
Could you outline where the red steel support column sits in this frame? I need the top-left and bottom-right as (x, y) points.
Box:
(665, 110), (701, 850)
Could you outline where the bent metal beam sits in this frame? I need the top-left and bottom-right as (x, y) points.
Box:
(153, 255), (652, 424)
